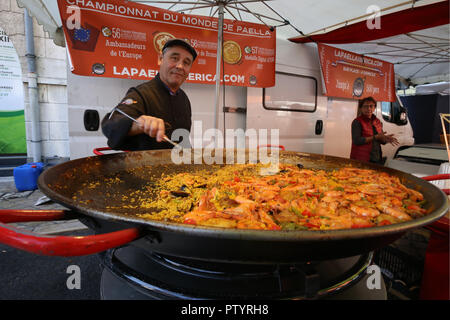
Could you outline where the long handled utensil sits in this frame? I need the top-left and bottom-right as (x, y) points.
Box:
(109, 107), (180, 148)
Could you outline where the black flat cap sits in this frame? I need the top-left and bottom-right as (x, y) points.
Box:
(162, 39), (197, 61)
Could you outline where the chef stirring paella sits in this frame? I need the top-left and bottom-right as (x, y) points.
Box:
(74, 163), (428, 230)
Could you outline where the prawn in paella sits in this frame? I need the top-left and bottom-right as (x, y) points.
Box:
(135, 163), (428, 231)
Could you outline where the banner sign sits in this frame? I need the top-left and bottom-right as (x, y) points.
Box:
(57, 0), (276, 88)
(317, 43), (395, 102)
(0, 27), (26, 154)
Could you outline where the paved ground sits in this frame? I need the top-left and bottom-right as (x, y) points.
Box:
(0, 229), (102, 300)
(0, 176), (87, 234)
(0, 177), (101, 300)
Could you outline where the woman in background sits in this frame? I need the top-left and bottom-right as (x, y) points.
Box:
(350, 96), (399, 164)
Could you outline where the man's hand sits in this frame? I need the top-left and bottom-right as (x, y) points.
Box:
(128, 115), (166, 142)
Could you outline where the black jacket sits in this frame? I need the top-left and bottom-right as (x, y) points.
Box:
(101, 74), (192, 151)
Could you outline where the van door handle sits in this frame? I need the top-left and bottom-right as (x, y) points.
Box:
(315, 120), (323, 135)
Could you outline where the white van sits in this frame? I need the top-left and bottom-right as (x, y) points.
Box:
(247, 39), (414, 160)
(68, 38), (414, 160)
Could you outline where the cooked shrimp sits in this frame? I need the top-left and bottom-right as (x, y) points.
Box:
(327, 216), (354, 229)
(406, 188), (424, 201)
(372, 195), (403, 208)
(351, 217), (375, 228)
(378, 205), (412, 221)
(223, 202), (257, 221)
(357, 183), (389, 195)
(373, 196), (405, 213)
(198, 192), (216, 211)
(350, 204), (380, 217)
(317, 202), (338, 214)
(254, 189), (279, 202)
(183, 210), (216, 225)
(345, 193), (363, 201)
(257, 210), (280, 230)
(322, 190), (343, 199)
(234, 196), (255, 204)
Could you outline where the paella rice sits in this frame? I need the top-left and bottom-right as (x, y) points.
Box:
(127, 163), (428, 230)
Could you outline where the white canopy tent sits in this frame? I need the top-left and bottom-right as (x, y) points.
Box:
(15, 0), (449, 84)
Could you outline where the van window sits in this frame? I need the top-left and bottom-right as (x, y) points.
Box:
(381, 102), (392, 121)
(263, 72), (317, 112)
(381, 100), (408, 126)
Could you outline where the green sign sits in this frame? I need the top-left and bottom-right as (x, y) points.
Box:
(0, 27), (26, 154)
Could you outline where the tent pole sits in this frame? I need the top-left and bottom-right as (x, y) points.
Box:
(213, 2), (224, 147)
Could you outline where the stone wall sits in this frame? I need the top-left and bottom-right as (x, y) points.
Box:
(0, 0), (69, 163)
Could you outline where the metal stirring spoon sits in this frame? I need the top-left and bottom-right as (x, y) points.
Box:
(109, 107), (180, 148)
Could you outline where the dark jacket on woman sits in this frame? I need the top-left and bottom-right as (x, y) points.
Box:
(350, 115), (383, 163)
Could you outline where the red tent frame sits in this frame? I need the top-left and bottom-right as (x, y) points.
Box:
(289, 1), (449, 44)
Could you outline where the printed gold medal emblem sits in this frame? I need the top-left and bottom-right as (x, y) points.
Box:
(101, 27), (112, 37)
(223, 41), (242, 64)
(153, 32), (175, 53)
